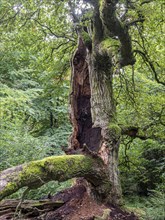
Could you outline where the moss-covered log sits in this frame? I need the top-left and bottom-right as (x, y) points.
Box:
(0, 155), (111, 202)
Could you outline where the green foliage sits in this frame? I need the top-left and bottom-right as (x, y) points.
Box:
(114, 69), (165, 140)
(114, 16), (165, 194)
(124, 190), (165, 220)
(119, 138), (165, 195)
(0, 0), (164, 205)
(0, 0), (74, 199)
(144, 190), (165, 220)
(8, 181), (73, 200)
(0, 123), (71, 171)
(26, 180), (73, 200)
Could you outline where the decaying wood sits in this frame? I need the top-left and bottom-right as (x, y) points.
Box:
(0, 199), (64, 219)
(69, 37), (102, 153)
(68, 35), (122, 204)
(94, 209), (111, 220)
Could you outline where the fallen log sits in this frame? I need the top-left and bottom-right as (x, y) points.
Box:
(0, 199), (64, 219)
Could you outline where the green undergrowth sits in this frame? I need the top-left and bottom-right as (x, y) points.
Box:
(7, 180), (73, 200)
(0, 122), (72, 200)
(124, 190), (165, 220)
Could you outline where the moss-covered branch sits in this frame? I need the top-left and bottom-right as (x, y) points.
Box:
(100, 0), (135, 66)
(0, 155), (111, 201)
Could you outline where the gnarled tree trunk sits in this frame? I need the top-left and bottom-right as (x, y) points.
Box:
(0, 0), (135, 207)
(69, 37), (122, 204)
(68, 0), (135, 205)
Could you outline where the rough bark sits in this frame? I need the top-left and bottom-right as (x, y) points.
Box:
(69, 37), (102, 153)
(69, 0), (135, 205)
(0, 155), (111, 202)
(0, 199), (64, 219)
(0, 0), (136, 207)
(68, 34), (122, 204)
(88, 45), (122, 205)
(100, 0), (135, 66)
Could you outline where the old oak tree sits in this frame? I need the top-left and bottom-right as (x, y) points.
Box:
(0, 0), (164, 209)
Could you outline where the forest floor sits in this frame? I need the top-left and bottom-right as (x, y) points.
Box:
(0, 184), (138, 220)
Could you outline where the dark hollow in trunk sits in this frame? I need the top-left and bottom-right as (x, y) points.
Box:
(69, 37), (102, 153)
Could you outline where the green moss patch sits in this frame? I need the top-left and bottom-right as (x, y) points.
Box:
(108, 123), (121, 139)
